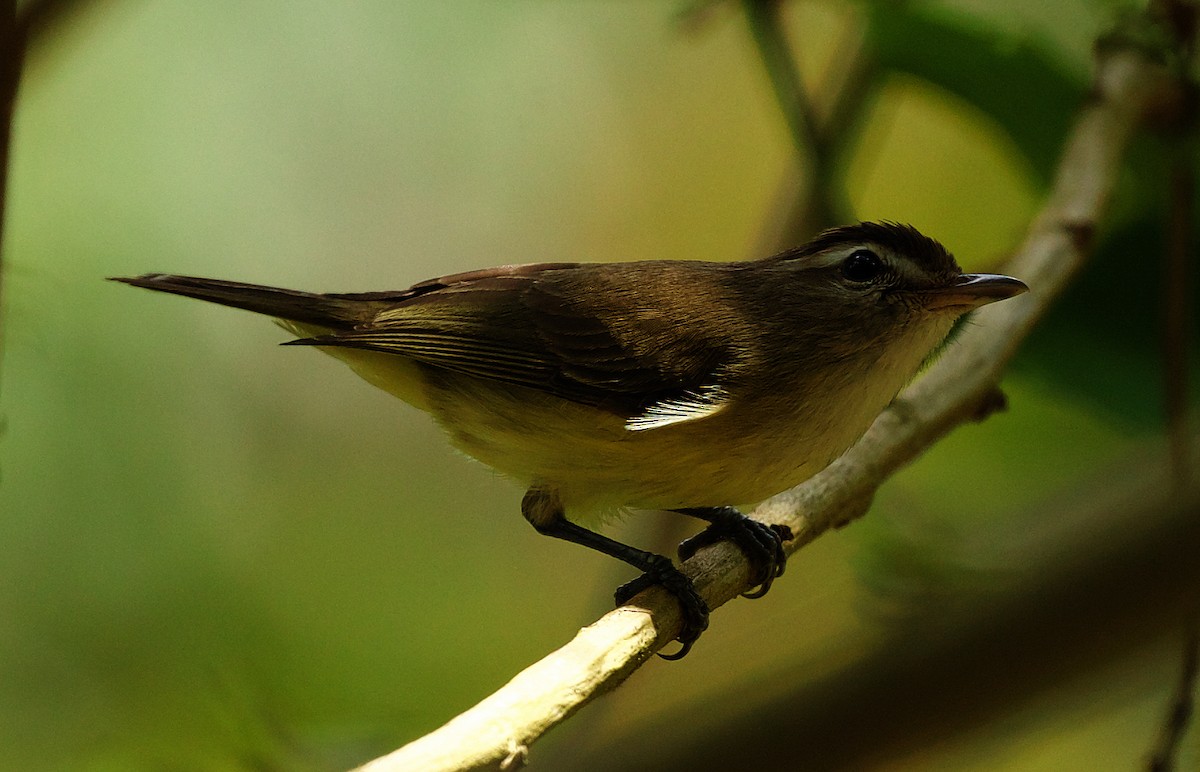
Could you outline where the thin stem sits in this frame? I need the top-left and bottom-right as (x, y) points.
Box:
(1162, 154), (1194, 491)
(742, 0), (839, 234)
(755, 8), (876, 257)
(742, 0), (823, 160)
(1148, 620), (1199, 772)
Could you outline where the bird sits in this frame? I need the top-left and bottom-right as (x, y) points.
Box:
(113, 221), (1027, 658)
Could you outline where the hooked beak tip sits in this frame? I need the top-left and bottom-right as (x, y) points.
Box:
(926, 273), (1028, 311)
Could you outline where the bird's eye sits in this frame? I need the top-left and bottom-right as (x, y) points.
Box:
(840, 249), (883, 283)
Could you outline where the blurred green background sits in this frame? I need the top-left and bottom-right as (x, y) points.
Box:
(2, 1), (1198, 770)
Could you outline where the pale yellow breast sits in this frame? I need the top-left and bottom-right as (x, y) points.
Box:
(295, 313), (955, 523)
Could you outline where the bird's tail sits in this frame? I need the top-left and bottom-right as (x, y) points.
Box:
(110, 274), (381, 329)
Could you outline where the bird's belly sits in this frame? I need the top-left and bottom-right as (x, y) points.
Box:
(424, 375), (851, 517)
(316, 351), (878, 519)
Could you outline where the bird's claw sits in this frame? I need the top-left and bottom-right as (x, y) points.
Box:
(677, 509), (792, 599)
(614, 554), (709, 660)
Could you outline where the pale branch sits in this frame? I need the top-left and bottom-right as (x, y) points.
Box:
(352, 46), (1186, 772)
(594, 438), (1200, 768)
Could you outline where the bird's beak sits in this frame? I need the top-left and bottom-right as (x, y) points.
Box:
(923, 273), (1028, 311)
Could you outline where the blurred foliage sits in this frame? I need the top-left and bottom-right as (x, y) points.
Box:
(866, 0), (1200, 430)
(0, 1), (1197, 771)
(867, 1), (1084, 183)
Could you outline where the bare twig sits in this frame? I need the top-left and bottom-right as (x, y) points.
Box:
(741, 0), (847, 237)
(755, 16), (875, 255)
(816, 10), (874, 153)
(742, 1), (823, 164)
(351, 41), (1183, 772)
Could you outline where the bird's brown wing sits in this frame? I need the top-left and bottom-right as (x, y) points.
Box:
(290, 261), (740, 418)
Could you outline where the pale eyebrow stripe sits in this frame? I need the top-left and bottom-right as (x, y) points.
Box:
(810, 244), (934, 284)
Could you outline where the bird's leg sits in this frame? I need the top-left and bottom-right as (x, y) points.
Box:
(522, 486), (709, 660)
(674, 507), (792, 599)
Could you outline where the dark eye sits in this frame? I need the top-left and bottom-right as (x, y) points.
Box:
(840, 249), (883, 283)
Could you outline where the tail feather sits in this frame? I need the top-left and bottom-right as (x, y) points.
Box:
(110, 274), (381, 329)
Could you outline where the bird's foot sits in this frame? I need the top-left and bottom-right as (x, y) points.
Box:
(614, 554), (710, 660)
(677, 507), (792, 599)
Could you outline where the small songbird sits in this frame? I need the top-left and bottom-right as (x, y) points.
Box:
(114, 222), (1027, 658)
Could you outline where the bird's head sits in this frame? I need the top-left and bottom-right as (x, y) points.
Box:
(753, 222), (1027, 360)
